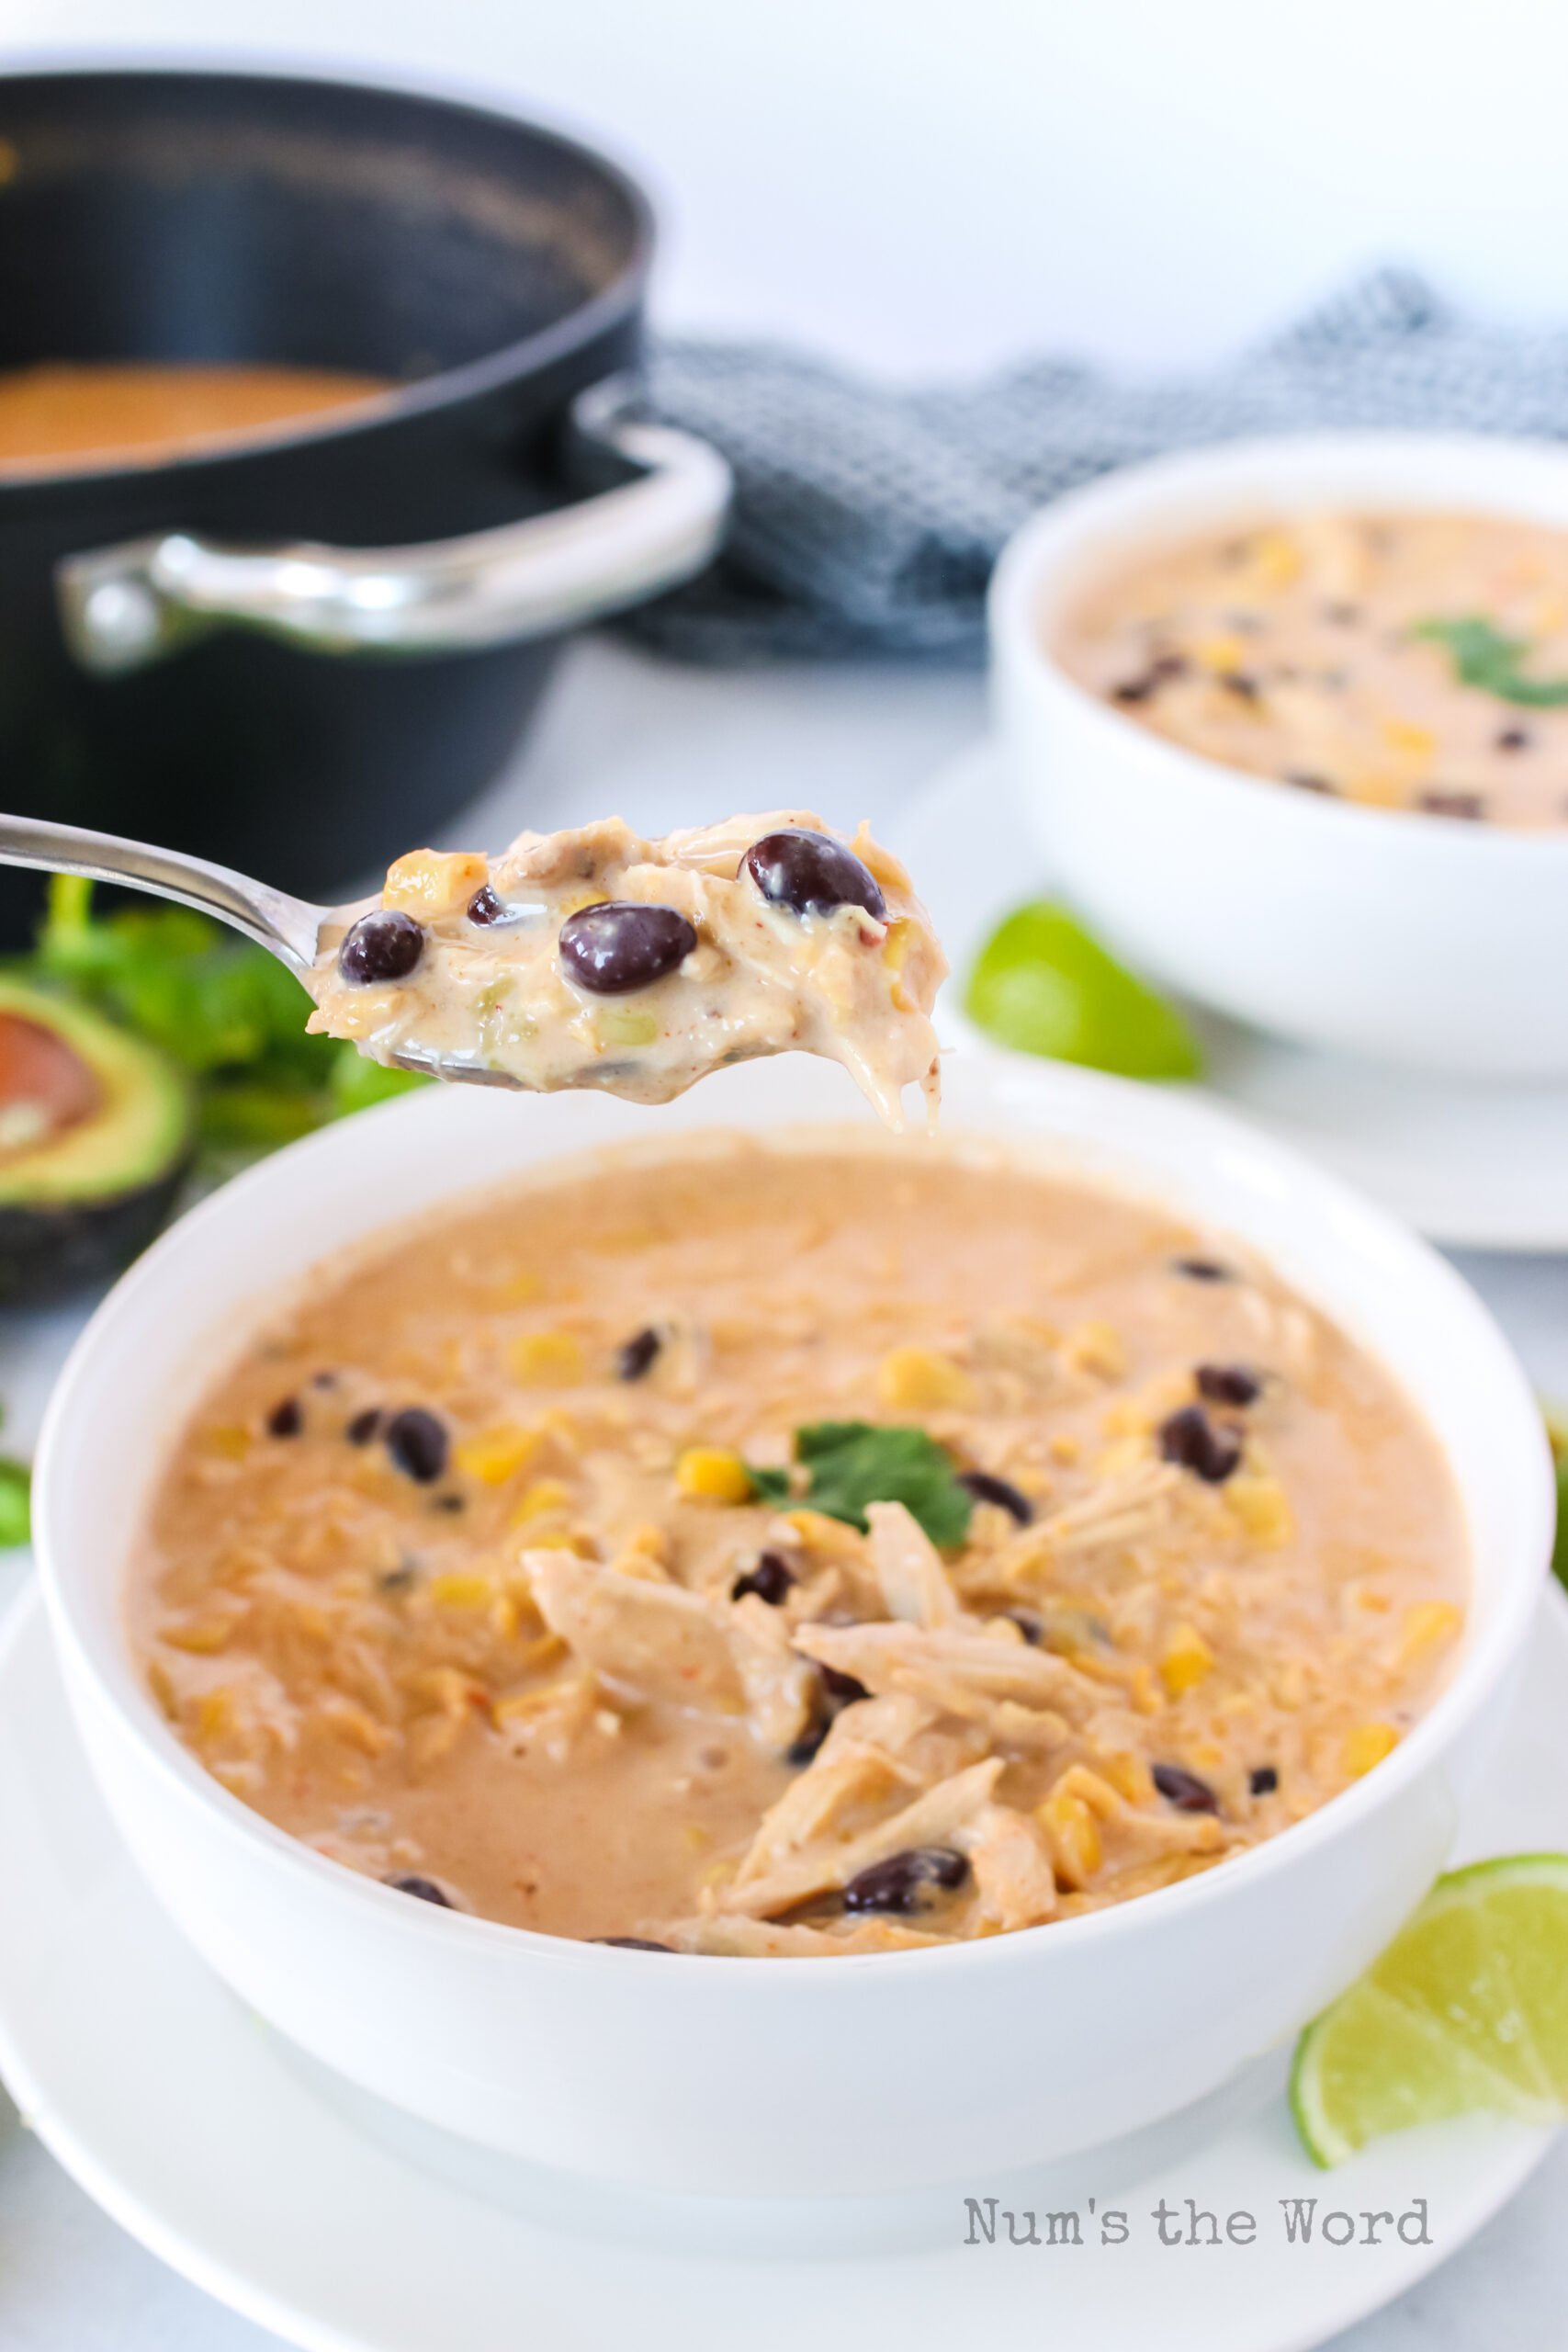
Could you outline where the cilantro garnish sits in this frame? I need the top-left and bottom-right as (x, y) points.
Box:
(28, 875), (426, 1165)
(1413, 616), (1568, 708)
(750, 1421), (974, 1549)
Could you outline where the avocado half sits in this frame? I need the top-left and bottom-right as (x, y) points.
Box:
(0, 980), (194, 1305)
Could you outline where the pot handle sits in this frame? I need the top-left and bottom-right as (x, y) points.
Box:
(53, 376), (731, 674)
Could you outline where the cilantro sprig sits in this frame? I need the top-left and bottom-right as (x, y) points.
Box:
(1413, 616), (1568, 709)
(750, 1421), (974, 1549)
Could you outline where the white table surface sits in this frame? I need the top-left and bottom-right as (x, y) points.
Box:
(3, 637), (1568, 2350)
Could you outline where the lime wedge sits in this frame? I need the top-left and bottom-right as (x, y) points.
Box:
(1292, 1856), (1568, 2165)
(964, 901), (1201, 1080)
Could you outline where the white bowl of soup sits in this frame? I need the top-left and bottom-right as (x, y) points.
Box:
(990, 432), (1568, 1076)
(32, 1052), (1550, 2197)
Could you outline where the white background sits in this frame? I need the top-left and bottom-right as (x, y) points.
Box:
(6, 0), (1568, 377)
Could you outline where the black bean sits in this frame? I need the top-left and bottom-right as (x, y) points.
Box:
(732, 1553), (796, 1606)
(558, 900), (697, 995)
(266, 1396), (302, 1438)
(842, 1847), (970, 1914)
(384, 1873), (452, 1905)
(378, 1565), (416, 1593)
(346, 1408), (383, 1446)
(385, 1408), (448, 1484)
(432, 1493), (465, 1514)
(1284, 770), (1335, 796)
(467, 884), (505, 925)
(1153, 1764), (1220, 1815)
(1158, 1404), (1243, 1484)
(1496, 726), (1531, 752)
(785, 1719), (830, 1767)
(1249, 1765), (1279, 1796)
(785, 1657), (871, 1764)
(592, 1937), (677, 1951)
(1111, 673), (1157, 705)
(743, 829), (886, 920)
(311, 1371), (337, 1389)
(1002, 1609), (1043, 1645)
(617, 1327), (661, 1381)
(1172, 1257), (1232, 1282)
(338, 910), (424, 985)
(956, 1469), (1032, 1525)
(1418, 790), (1484, 821)
(1218, 671), (1259, 701)
(1195, 1363), (1260, 1408)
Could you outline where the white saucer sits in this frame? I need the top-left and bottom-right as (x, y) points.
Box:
(2, 1581), (1564, 2352)
(894, 741), (1568, 1251)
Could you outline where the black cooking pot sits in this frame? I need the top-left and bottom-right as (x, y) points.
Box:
(0, 68), (728, 942)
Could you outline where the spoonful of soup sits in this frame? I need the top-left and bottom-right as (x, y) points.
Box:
(0, 808), (945, 1129)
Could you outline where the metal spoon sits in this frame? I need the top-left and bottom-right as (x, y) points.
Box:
(0, 810), (524, 1087)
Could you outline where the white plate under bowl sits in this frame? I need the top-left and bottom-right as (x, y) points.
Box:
(1, 1577), (1562, 2352)
(895, 741), (1568, 1251)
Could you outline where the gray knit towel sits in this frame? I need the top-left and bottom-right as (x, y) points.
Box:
(626, 270), (1568, 665)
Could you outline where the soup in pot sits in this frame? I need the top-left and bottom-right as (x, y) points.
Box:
(0, 361), (391, 474)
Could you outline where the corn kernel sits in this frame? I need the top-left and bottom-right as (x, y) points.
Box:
(430, 1572), (493, 1611)
(882, 918), (916, 1011)
(1159, 1622), (1214, 1697)
(1342, 1721), (1400, 1779)
(876, 1346), (976, 1411)
(1037, 1786), (1102, 1888)
(203, 1424), (250, 1460)
(1224, 1476), (1295, 1549)
(1196, 633), (1246, 673)
(1247, 528), (1303, 589)
(509, 1331), (584, 1386)
(1061, 1320), (1124, 1382)
(1400, 1600), (1462, 1665)
(511, 1477), (573, 1527)
(490, 1593), (521, 1641)
(196, 1690), (235, 1742)
(382, 847), (489, 920)
(1053, 1764), (1125, 1820)
(454, 1421), (540, 1486)
(162, 1618), (234, 1656)
(1095, 1748), (1156, 1805)
(1049, 1431), (1082, 1464)
(675, 1447), (754, 1504)
(1380, 717), (1435, 762)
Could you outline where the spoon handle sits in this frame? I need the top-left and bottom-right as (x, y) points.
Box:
(0, 813), (326, 972)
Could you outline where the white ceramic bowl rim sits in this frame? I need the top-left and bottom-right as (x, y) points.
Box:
(34, 1059), (1553, 1983)
(990, 427), (1568, 861)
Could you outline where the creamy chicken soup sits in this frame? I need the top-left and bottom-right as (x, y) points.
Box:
(132, 1141), (1467, 1957)
(306, 814), (945, 1131)
(1057, 511), (1568, 827)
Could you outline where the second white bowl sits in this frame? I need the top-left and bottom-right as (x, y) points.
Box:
(990, 432), (1568, 1077)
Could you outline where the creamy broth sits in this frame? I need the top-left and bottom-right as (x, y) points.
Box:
(306, 814), (946, 1130)
(0, 361), (391, 474)
(131, 1144), (1467, 1956)
(1057, 511), (1568, 828)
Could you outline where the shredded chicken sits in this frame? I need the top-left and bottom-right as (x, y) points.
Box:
(866, 1499), (971, 1628)
(715, 1758), (1004, 1918)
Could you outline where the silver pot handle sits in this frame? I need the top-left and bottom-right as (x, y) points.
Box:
(54, 375), (731, 674)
